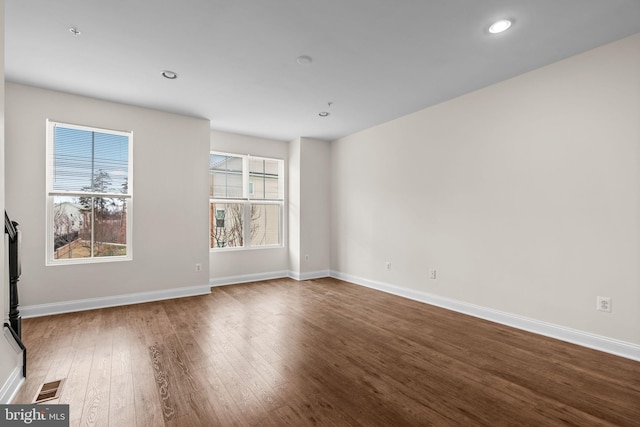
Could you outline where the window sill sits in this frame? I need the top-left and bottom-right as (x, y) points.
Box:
(46, 255), (132, 266)
(210, 244), (284, 253)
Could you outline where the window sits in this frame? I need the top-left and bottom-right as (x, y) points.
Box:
(46, 120), (133, 264)
(209, 152), (283, 249)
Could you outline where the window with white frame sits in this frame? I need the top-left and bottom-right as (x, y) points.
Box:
(46, 120), (133, 264)
(209, 152), (283, 249)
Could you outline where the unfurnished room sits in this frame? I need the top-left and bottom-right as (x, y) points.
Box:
(0, 1), (639, 426)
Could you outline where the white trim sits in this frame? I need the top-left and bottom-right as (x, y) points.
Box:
(0, 367), (24, 404)
(46, 119), (134, 266)
(209, 244), (285, 253)
(49, 191), (132, 198)
(48, 119), (132, 137)
(46, 253), (132, 267)
(209, 151), (285, 251)
(3, 328), (22, 354)
(20, 284), (212, 318)
(330, 270), (640, 362)
(0, 329), (24, 404)
(210, 271), (289, 287)
(289, 270), (331, 281)
(209, 270), (330, 287)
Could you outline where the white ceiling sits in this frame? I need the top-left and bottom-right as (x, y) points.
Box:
(6, 1), (640, 142)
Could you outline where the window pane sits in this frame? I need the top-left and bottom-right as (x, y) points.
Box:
(249, 158), (281, 199)
(53, 196), (128, 259)
(48, 121), (132, 264)
(250, 204), (280, 246)
(210, 203), (244, 248)
(93, 132), (130, 194)
(53, 127), (93, 192)
(53, 196), (90, 259)
(210, 155), (243, 198)
(53, 125), (129, 194)
(93, 197), (128, 257)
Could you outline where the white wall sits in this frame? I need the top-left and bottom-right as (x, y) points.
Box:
(1, 1), (25, 403)
(299, 138), (331, 276)
(5, 83), (211, 306)
(289, 137), (331, 279)
(331, 33), (640, 345)
(0, 0), (6, 328)
(288, 138), (301, 275)
(210, 130), (289, 282)
(209, 132), (330, 283)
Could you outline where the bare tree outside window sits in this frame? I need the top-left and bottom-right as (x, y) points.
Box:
(47, 121), (132, 264)
(53, 203), (82, 258)
(210, 204), (263, 248)
(209, 152), (282, 250)
(78, 170), (120, 256)
(52, 170), (128, 259)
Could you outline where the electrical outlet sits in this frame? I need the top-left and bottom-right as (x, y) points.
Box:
(596, 296), (611, 313)
(195, 263), (202, 272)
(385, 261), (391, 271)
(305, 254), (309, 261)
(429, 269), (437, 280)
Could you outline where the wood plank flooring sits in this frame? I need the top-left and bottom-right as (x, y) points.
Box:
(12, 277), (640, 426)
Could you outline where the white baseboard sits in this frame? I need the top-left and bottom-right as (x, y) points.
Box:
(289, 270), (331, 281)
(330, 270), (640, 362)
(0, 367), (24, 404)
(0, 328), (24, 404)
(210, 270), (330, 287)
(20, 284), (212, 318)
(210, 271), (290, 287)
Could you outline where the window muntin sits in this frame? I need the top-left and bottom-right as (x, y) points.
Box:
(210, 202), (244, 248)
(47, 121), (132, 264)
(250, 203), (281, 246)
(210, 154), (243, 198)
(249, 158), (281, 200)
(209, 152), (283, 250)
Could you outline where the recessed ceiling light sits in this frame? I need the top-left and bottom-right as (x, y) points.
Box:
(69, 27), (81, 37)
(297, 55), (313, 65)
(319, 112), (330, 117)
(489, 19), (512, 34)
(161, 70), (178, 80)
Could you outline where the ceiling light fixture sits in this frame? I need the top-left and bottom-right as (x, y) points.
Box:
(161, 70), (178, 80)
(296, 55), (313, 65)
(489, 19), (512, 34)
(319, 101), (333, 117)
(69, 27), (81, 37)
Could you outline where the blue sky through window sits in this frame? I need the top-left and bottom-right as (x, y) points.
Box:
(53, 125), (129, 193)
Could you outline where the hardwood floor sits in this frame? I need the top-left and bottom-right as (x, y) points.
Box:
(12, 277), (640, 426)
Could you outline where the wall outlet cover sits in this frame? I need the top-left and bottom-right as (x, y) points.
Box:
(596, 296), (611, 313)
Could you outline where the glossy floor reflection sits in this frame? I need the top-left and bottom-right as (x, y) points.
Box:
(12, 277), (640, 426)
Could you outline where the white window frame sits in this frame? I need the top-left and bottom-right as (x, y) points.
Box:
(209, 151), (284, 251)
(46, 120), (133, 265)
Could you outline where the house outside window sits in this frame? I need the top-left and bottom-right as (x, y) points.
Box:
(215, 208), (226, 228)
(46, 120), (133, 264)
(209, 152), (284, 250)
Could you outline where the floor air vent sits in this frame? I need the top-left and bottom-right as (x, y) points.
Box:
(33, 379), (64, 403)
